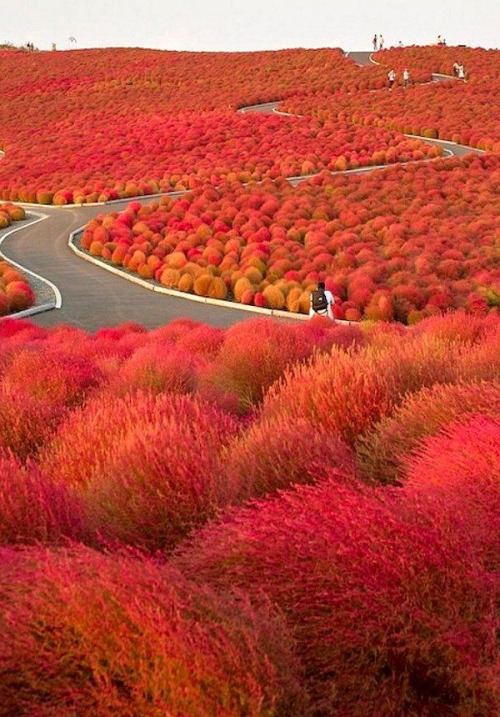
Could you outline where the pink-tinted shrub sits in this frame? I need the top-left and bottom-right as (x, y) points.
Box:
(412, 310), (497, 344)
(0, 317), (47, 343)
(299, 317), (368, 352)
(148, 317), (203, 344)
(199, 319), (315, 412)
(0, 384), (67, 460)
(82, 393), (240, 551)
(0, 453), (87, 545)
(261, 329), (498, 449)
(224, 417), (355, 501)
(175, 479), (499, 714)
(107, 343), (200, 396)
(259, 346), (397, 445)
(176, 323), (225, 357)
(356, 380), (500, 484)
(1, 346), (102, 407)
(0, 546), (307, 715)
(403, 416), (500, 571)
(452, 322), (500, 381)
(38, 391), (164, 487)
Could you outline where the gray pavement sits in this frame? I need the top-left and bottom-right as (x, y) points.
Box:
(4, 201), (259, 331)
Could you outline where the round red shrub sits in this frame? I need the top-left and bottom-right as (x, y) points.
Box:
(403, 416), (500, 571)
(80, 393), (240, 551)
(356, 380), (500, 484)
(0, 546), (307, 715)
(175, 479), (499, 713)
(0, 454), (87, 545)
(225, 418), (355, 501)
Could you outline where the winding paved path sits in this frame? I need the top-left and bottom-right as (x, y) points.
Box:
(0, 51), (483, 331)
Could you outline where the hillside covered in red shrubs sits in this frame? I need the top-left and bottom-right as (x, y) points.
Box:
(0, 312), (499, 714)
(283, 45), (500, 151)
(0, 46), (439, 204)
(83, 153), (500, 322)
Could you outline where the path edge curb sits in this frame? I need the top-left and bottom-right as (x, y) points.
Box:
(0, 212), (62, 320)
(68, 226), (358, 326)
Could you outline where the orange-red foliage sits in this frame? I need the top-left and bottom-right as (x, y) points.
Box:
(174, 479), (499, 713)
(0, 546), (306, 715)
(83, 155), (500, 320)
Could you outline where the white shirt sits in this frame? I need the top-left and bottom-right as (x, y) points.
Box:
(324, 290), (334, 306)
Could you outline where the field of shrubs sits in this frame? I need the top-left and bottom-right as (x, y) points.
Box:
(0, 311), (499, 714)
(0, 46), (434, 204)
(1, 40), (499, 714)
(83, 153), (499, 321)
(283, 45), (500, 151)
(0, 202), (35, 314)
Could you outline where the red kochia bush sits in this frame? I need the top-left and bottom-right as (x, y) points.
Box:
(1, 347), (102, 407)
(403, 416), (500, 571)
(0, 546), (307, 716)
(107, 343), (201, 396)
(224, 417), (355, 501)
(0, 383), (68, 460)
(81, 393), (240, 551)
(38, 390), (166, 487)
(199, 319), (318, 412)
(0, 453), (87, 545)
(260, 334), (470, 446)
(174, 479), (499, 714)
(356, 380), (500, 484)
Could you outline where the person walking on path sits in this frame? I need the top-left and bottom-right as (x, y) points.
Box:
(310, 281), (335, 320)
(373, 34), (378, 51)
(379, 35), (385, 50)
(458, 63), (466, 80)
(403, 68), (410, 87)
(388, 69), (396, 90)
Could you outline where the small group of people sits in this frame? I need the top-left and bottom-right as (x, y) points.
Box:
(436, 35), (447, 45)
(453, 62), (466, 80)
(387, 68), (411, 89)
(25, 42), (36, 52)
(373, 36), (405, 51)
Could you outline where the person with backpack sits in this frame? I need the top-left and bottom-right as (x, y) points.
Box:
(310, 281), (335, 320)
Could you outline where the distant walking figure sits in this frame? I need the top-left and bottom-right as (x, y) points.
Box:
(453, 61), (460, 76)
(398, 40), (403, 47)
(379, 35), (385, 50)
(388, 69), (396, 89)
(458, 64), (465, 80)
(310, 281), (334, 320)
(373, 34), (378, 51)
(403, 68), (410, 87)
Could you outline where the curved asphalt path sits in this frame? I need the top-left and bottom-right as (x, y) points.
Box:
(1, 51), (482, 331)
(3, 202), (248, 331)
